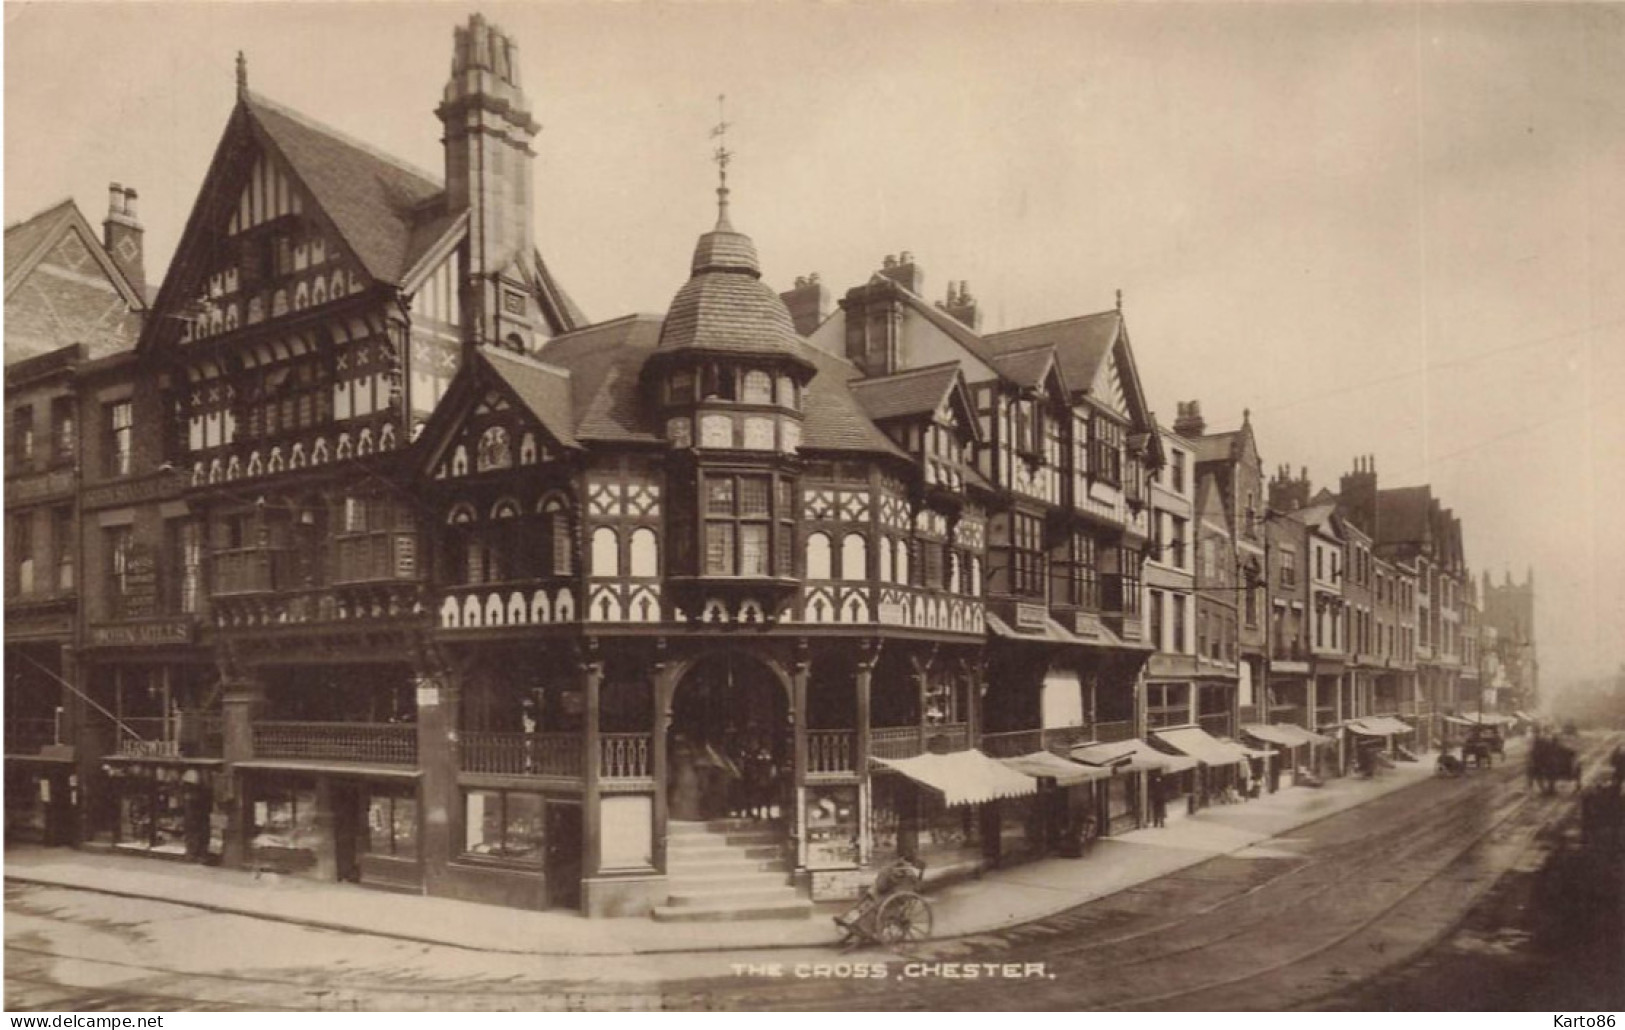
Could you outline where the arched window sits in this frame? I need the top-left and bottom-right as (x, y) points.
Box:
(590, 527), (619, 578)
(535, 495), (574, 577)
(878, 536), (894, 583)
(806, 532), (832, 580)
(894, 538), (910, 586)
(948, 552), (961, 594)
(841, 533), (868, 582)
(970, 555), (982, 597)
(629, 527), (659, 577)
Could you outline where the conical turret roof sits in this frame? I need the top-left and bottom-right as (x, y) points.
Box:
(656, 202), (805, 362)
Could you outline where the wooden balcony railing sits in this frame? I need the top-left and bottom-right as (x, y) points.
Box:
(459, 731), (582, 779)
(212, 548), (296, 596)
(4, 717), (60, 754)
(870, 723), (970, 760)
(600, 733), (651, 780)
(252, 721), (417, 765)
(980, 728), (1043, 758)
(808, 730), (855, 775)
(1091, 719), (1136, 743)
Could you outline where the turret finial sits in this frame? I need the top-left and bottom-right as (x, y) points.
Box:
(1115, 288), (1123, 312)
(236, 51), (248, 99)
(710, 93), (733, 230)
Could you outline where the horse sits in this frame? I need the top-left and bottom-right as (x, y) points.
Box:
(1528, 735), (1583, 795)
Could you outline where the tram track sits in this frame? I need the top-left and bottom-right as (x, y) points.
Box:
(5, 733), (1614, 1011)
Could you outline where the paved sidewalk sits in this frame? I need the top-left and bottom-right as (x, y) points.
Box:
(4, 759), (1441, 957)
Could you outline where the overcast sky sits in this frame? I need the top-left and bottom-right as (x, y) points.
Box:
(7, 2), (1623, 690)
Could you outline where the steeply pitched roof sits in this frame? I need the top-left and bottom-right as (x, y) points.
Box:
(245, 92), (449, 286)
(4, 199), (77, 293)
(798, 343), (911, 459)
(478, 346), (580, 450)
(1376, 485), (1433, 546)
(983, 310), (1120, 394)
(1192, 430), (1241, 464)
(849, 362), (962, 422)
(537, 314), (666, 444)
(986, 343), (1060, 391)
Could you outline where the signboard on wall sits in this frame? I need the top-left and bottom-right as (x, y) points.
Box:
(120, 543), (159, 619)
(88, 619), (192, 648)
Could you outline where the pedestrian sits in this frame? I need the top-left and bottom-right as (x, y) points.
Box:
(1150, 773), (1167, 828)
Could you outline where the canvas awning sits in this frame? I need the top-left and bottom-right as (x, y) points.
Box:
(873, 749), (1038, 807)
(1442, 715), (1477, 727)
(1514, 710), (1535, 722)
(1152, 726), (1246, 767)
(1241, 722), (1332, 748)
(1069, 739), (1197, 775)
(1355, 716), (1415, 736)
(999, 751), (1109, 787)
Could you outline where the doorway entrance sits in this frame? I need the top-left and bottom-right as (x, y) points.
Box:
(667, 653), (790, 823)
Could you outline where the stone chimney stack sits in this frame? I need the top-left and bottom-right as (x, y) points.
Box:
(102, 182), (146, 297)
(876, 251), (925, 295)
(936, 280), (982, 331)
(437, 14), (540, 350)
(1173, 400), (1207, 438)
(1338, 453), (1378, 535)
(779, 273), (831, 336)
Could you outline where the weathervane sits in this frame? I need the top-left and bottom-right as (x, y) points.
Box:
(710, 93), (733, 226)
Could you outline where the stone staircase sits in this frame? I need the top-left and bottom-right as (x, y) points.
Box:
(652, 818), (812, 922)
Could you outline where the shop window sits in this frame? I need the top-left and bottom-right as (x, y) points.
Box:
(462, 789), (544, 865)
(367, 789), (419, 857)
(805, 784), (859, 868)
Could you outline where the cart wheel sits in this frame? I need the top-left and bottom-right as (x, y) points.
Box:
(878, 891), (933, 944)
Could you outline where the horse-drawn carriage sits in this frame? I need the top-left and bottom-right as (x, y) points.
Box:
(1463, 726), (1504, 768)
(1528, 734), (1583, 794)
(833, 855), (934, 948)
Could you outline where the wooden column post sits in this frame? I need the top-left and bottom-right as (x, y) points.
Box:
(580, 640), (604, 887)
(791, 641), (811, 871)
(220, 671), (264, 869)
(855, 639), (877, 865)
(651, 640), (675, 875)
(414, 647), (460, 898)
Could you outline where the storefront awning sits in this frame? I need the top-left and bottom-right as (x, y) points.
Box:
(1152, 726), (1245, 767)
(873, 749), (1038, 807)
(1442, 715), (1477, 727)
(101, 753), (225, 766)
(1349, 716), (1415, 737)
(1241, 722), (1332, 748)
(999, 751), (1109, 787)
(1514, 710), (1535, 722)
(1070, 738), (1198, 775)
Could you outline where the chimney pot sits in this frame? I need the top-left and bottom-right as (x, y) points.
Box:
(122, 188), (139, 220)
(107, 183), (124, 216)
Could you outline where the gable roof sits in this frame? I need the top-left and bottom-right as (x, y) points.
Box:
(848, 361), (963, 422)
(983, 310), (1120, 395)
(245, 92), (449, 285)
(4, 197), (145, 310)
(985, 343), (1064, 393)
(479, 346), (580, 450)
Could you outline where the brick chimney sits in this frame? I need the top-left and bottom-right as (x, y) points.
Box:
(102, 183), (146, 296)
(936, 280), (982, 331)
(876, 251), (925, 295)
(1338, 454), (1378, 535)
(779, 273), (830, 336)
(1172, 400), (1206, 438)
(1268, 464), (1312, 513)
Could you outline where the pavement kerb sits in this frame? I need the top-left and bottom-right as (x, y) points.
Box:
(3, 760), (1453, 958)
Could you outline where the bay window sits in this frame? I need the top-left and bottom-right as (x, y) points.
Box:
(702, 473), (793, 577)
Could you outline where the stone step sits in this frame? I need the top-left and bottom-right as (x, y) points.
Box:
(663, 841), (784, 862)
(664, 856), (789, 877)
(666, 829), (782, 850)
(651, 898), (814, 923)
(668, 869), (790, 891)
(665, 884), (802, 908)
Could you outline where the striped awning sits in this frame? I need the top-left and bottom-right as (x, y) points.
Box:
(873, 749), (1039, 807)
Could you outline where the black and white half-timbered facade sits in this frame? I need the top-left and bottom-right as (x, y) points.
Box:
(32, 14), (1190, 919)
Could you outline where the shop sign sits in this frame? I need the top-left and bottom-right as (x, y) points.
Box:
(120, 544), (160, 619)
(88, 618), (193, 647)
(82, 473), (181, 511)
(416, 684), (441, 708)
(1015, 602), (1047, 631)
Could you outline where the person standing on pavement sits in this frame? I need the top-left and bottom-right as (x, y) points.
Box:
(1150, 772), (1168, 828)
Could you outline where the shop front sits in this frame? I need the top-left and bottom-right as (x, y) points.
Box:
(1151, 725), (1271, 807)
(233, 761), (423, 891)
(870, 749), (1039, 879)
(98, 757), (221, 861)
(4, 755), (77, 846)
(1241, 721), (1332, 788)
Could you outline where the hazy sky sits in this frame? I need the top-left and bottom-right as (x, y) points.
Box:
(6, 2), (1623, 689)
